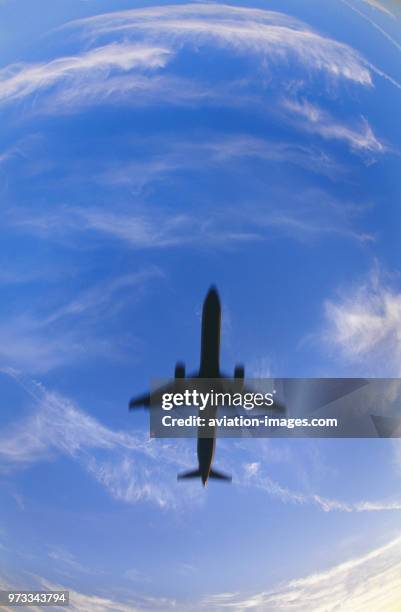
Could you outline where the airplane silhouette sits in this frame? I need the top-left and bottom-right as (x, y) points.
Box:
(129, 286), (284, 485)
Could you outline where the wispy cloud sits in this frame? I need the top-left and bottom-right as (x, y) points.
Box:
(204, 136), (343, 176)
(0, 318), (89, 373)
(360, 0), (395, 16)
(71, 4), (373, 86)
(201, 534), (401, 611)
(42, 72), (213, 114)
(4, 372), (398, 514)
(98, 135), (344, 191)
(248, 188), (375, 244)
(324, 267), (401, 375)
(344, 0), (398, 29)
(45, 267), (163, 324)
(4, 534), (401, 610)
(341, 0), (401, 61)
(7, 180), (373, 252)
(0, 267), (161, 373)
(241, 461), (401, 513)
(0, 371), (196, 508)
(41, 577), (178, 612)
(283, 98), (385, 153)
(48, 549), (91, 575)
(340, 1), (401, 93)
(6, 204), (263, 250)
(124, 568), (151, 583)
(76, 207), (265, 248)
(0, 144), (25, 166)
(0, 568), (174, 612)
(0, 3), (377, 117)
(255, 212), (373, 244)
(0, 43), (172, 105)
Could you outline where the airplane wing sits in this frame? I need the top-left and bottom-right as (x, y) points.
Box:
(129, 375), (198, 410)
(129, 392), (151, 409)
(129, 380), (178, 410)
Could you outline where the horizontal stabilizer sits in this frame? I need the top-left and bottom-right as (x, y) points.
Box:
(177, 469), (201, 480)
(209, 468), (232, 482)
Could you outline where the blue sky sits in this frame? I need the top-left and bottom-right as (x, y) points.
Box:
(1, 0), (401, 610)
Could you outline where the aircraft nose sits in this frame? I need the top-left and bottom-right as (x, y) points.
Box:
(206, 285), (220, 305)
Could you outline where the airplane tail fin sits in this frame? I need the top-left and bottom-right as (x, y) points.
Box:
(177, 469), (201, 480)
(209, 468), (232, 482)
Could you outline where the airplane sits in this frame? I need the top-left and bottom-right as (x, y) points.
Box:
(129, 286), (285, 485)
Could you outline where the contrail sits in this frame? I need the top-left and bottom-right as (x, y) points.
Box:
(341, 0), (401, 54)
(341, 0), (401, 91)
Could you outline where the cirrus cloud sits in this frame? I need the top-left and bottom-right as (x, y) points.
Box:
(0, 3), (377, 116)
(0, 43), (172, 105)
(71, 3), (373, 86)
(201, 533), (401, 611)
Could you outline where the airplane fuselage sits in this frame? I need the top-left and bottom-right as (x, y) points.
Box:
(199, 286), (221, 377)
(197, 435), (216, 485)
(197, 287), (221, 484)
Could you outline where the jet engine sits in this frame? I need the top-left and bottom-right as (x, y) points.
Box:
(175, 362), (186, 378)
(234, 364), (244, 379)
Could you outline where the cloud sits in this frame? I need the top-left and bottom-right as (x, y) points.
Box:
(0, 4), (377, 116)
(2, 371), (399, 513)
(71, 4), (373, 86)
(0, 371), (135, 463)
(63, 590), (136, 612)
(176, 563), (197, 576)
(41, 72), (213, 114)
(204, 136), (342, 175)
(0, 569), (144, 612)
(201, 534), (401, 611)
(0, 144), (24, 166)
(283, 98), (385, 153)
(0, 317), (89, 373)
(44, 267), (163, 324)
(249, 188), (374, 244)
(361, 0), (395, 16)
(98, 135), (344, 190)
(76, 207), (264, 248)
(0, 568), (174, 612)
(0, 43), (172, 105)
(0, 267), (161, 373)
(5, 534), (401, 610)
(241, 461), (401, 513)
(341, 0), (401, 69)
(3, 132), (359, 256)
(7, 204), (263, 249)
(74, 208), (199, 248)
(255, 212), (373, 243)
(124, 568), (151, 583)
(0, 371), (196, 508)
(339, 1), (401, 91)
(39, 576), (178, 612)
(324, 267), (401, 375)
(7, 180), (373, 251)
(48, 549), (90, 574)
